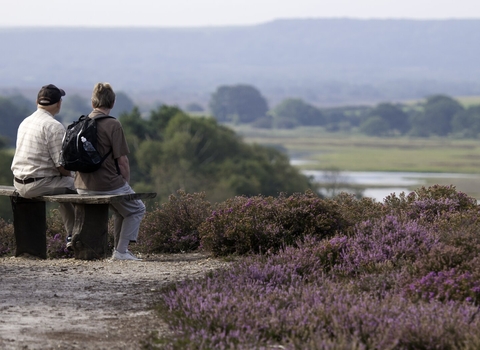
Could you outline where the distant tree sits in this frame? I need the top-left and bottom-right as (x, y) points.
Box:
(60, 94), (90, 124)
(324, 106), (371, 130)
(366, 103), (410, 134)
(121, 105), (312, 203)
(410, 95), (464, 136)
(451, 106), (480, 138)
(119, 107), (150, 183)
(271, 98), (325, 128)
(9, 94), (35, 112)
(0, 96), (29, 146)
(148, 105), (186, 140)
(359, 116), (390, 136)
(209, 84), (269, 124)
(112, 91), (135, 116)
(120, 107), (149, 140)
(322, 108), (348, 125)
(323, 109), (348, 131)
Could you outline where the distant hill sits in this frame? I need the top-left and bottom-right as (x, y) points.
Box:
(1, 19), (480, 108)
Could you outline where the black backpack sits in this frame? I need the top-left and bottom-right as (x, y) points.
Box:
(60, 115), (114, 173)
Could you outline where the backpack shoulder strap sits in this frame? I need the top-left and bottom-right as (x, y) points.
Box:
(93, 115), (115, 161)
(92, 115), (116, 121)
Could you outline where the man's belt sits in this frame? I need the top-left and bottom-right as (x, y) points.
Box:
(14, 177), (45, 184)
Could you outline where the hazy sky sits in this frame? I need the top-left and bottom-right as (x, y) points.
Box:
(1, 0), (480, 27)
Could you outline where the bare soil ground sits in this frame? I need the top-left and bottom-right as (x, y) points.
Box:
(0, 253), (229, 350)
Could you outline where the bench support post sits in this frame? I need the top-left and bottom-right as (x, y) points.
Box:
(10, 197), (47, 259)
(71, 203), (109, 260)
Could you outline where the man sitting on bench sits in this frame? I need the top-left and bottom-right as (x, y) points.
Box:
(11, 84), (76, 247)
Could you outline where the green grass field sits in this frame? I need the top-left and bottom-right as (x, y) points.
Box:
(232, 125), (480, 199)
(233, 125), (480, 173)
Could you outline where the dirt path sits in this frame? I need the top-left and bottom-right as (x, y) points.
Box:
(0, 253), (229, 350)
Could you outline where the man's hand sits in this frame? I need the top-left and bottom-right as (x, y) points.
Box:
(117, 155), (130, 183)
(57, 166), (73, 177)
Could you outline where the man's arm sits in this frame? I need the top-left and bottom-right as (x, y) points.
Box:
(117, 155), (130, 183)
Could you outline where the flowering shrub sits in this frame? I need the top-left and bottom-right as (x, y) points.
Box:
(406, 268), (480, 304)
(337, 215), (437, 276)
(413, 185), (477, 208)
(148, 185), (480, 349)
(412, 208), (480, 275)
(329, 192), (386, 231)
(199, 195), (276, 256)
(199, 191), (348, 256)
(268, 235), (349, 275)
(136, 190), (212, 253)
(156, 247), (480, 349)
(384, 185), (477, 222)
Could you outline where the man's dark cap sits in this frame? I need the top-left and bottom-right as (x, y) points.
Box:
(37, 84), (66, 106)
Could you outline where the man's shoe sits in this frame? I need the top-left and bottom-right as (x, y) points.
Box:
(66, 235), (73, 251)
(111, 250), (142, 261)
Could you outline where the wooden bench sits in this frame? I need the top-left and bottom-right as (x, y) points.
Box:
(0, 185), (156, 260)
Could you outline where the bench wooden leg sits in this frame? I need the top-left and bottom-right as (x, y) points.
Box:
(10, 197), (47, 259)
(71, 203), (109, 260)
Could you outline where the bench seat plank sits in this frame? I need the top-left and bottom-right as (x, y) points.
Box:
(0, 186), (17, 197)
(42, 192), (157, 204)
(0, 186), (156, 204)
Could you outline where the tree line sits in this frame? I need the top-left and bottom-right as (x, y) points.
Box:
(1, 85), (478, 149)
(209, 84), (480, 138)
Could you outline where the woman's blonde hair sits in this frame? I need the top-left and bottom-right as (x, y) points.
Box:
(91, 82), (115, 109)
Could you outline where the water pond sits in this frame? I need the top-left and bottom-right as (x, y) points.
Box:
(301, 170), (479, 202)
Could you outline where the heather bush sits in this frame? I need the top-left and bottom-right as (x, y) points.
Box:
(336, 215), (437, 276)
(329, 192), (386, 230)
(406, 268), (480, 304)
(150, 185), (480, 349)
(199, 191), (348, 256)
(414, 185), (477, 208)
(199, 195), (277, 256)
(384, 185), (477, 221)
(136, 190), (212, 253)
(422, 208), (480, 271)
(155, 246), (480, 349)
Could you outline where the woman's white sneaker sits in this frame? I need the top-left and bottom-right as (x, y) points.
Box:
(111, 250), (142, 261)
